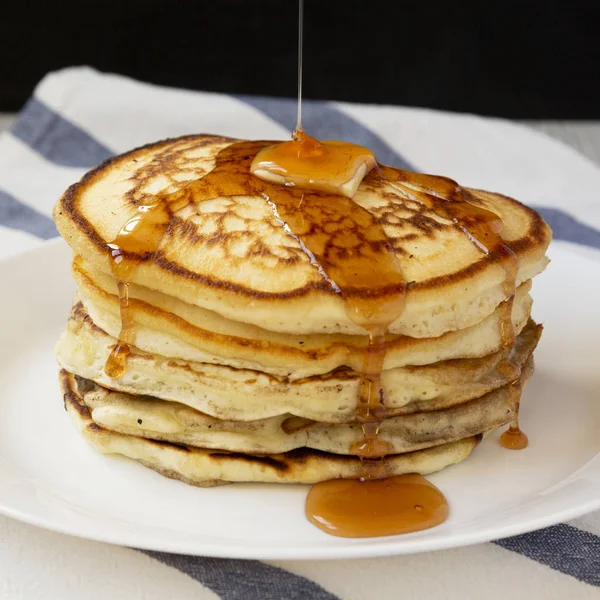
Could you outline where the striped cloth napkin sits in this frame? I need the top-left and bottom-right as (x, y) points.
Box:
(1, 67), (599, 599)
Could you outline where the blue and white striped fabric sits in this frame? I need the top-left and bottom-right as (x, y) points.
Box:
(1, 67), (599, 599)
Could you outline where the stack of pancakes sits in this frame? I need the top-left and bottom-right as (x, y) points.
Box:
(54, 135), (551, 486)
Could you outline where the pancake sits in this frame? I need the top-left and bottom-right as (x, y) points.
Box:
(54, 134), (551, 337)
(66, 353), (532, 456)
(53, 133), (551, 499)
(57, 302), (541, 422)
(61, 370), (483, 486)
(72, 256), (534, 377)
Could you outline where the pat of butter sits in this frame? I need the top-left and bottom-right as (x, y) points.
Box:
(251, 137), (376, 198)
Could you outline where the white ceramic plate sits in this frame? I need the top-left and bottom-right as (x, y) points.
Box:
(0, 239), (599, 560)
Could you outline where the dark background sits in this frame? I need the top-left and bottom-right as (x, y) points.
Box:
(1, 0), (598, 117)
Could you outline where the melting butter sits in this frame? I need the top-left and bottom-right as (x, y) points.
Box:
(250, 131), (376, 198)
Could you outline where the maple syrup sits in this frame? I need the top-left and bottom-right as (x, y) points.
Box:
(500, 422), (529, 450)
(104, 282), (133, 378)
(102, 140), (526, 533)
(103, 193), (190, 377)
(306, 474), (448, 538)
(102, 140), (528, 534)
(376, 167), (526, 450)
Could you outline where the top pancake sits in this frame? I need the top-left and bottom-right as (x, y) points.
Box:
(54, 134), (551, 335)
